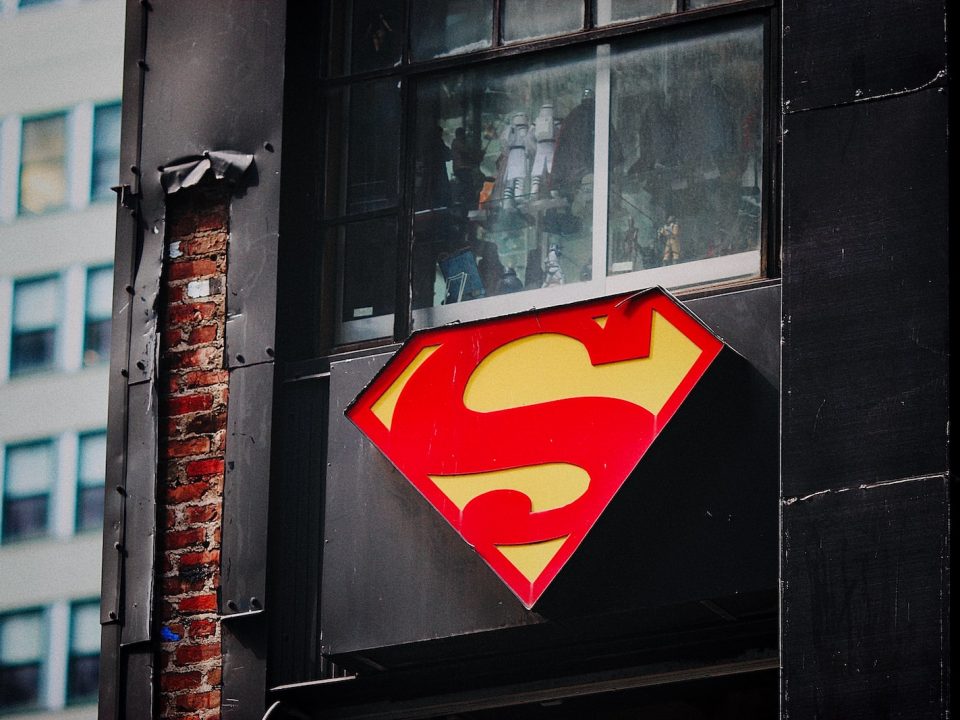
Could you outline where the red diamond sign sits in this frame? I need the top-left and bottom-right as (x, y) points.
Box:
(347, 288), (724, 608)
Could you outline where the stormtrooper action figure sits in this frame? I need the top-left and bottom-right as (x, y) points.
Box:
(530, 103), (557, 198)
(500, 112), (532, 207)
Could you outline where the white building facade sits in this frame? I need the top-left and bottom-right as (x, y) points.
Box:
(0, 0), (123, 717)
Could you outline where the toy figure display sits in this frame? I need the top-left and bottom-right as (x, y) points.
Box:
(530, 103), (557, 198)
(658, 216), (681, 265)
(542, 244), (565, 287)
(500, 112), (533, 207)
(451, 127), (483, 209)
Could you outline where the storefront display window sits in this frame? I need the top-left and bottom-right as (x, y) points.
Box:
(324, 2), (768, 347)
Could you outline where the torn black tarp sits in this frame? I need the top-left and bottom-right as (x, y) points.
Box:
(160, 150), (255, 194)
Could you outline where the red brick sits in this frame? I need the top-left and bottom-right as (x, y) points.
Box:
(163, 328), (184, 348)
(160, 671), (202, 693)
(183, 234), (226, 256)
(205, 667), (222, 687)
(165, 393), (214, 417)
(190, 618), (218, 640)
(167, 302), (218, 327)
(178, 594), (218, 614)
(186, 458), (224, 477)
(165, 284), (185, 304)
(175, 690), (221, 712)
(180, 550), (220, 567)
(166, 526), (207, 550)
(164, 481), (210, 505)
(187, 325), (219, 345)
(175, 642), (221, 665)
(166, 437), (211, 459)
(168, 258), (218, 281)
(183, 504), (219, 524)
(182, 370), (229, 389)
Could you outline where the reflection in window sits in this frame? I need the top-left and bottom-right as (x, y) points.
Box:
(76, 433), (106, 532)
(607, 21), (763, 276)
(19, 114), (67, 216)
(92, 104), (122, 202)
(67, 602), (100, 704)
(0, 611), (44, 712)
(10, 276), (59, 376)
(594, 0), (677, 25)
(346, 0), (405, 74)
(502, 0), (584, 43)
(335, 218), (398, 345)
(404, 18), (763, 330)
(412, 0), (493, 59)
(84, 266), (113, 366)
(2, 441), (54, 542)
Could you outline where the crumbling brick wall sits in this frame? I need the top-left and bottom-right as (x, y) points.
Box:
(156, 184), (230, 718)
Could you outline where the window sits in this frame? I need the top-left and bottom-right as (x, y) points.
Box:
(19, 114), (68, 216)
(1, 440), (54, 542)
(0, 610), (44, 712)
(83, 266), (113, 366)
(76, 432), (106, 532)
(323, 1), (770, 347)
(67, 601), (99, 704)
(10, 276), (59, 376)
(91, 104), (121, 202)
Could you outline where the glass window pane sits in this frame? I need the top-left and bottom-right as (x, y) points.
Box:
(19, 114), (67, 215)
(411, 48), (598, 325)
(70, 604), (100, 655)
(502, 0), (583, 43)
(84, 268), (113, 366)
(607, 18), (763, 284)
(0, 613), (43, 664)
(12, 277), (58, 330)
(411, 0), (493, 59)
(78, 433), (107, 487)
(689, 0), (737, 7)
(92, 104), (121, 202)
(326, 80), (402, 217)
(5, 442), (55, 497)
(347, 0), (404, 74)
(595, 0), (676, 25)
(335, 217), (398, 344)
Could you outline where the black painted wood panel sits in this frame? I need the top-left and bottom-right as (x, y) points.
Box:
(781, 475), (949, 719)
(781, 88), (949, 498)
(782, 0), (946, 112)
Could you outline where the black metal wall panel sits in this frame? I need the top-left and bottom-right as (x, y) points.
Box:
(222, 362), (275, 617)
(266, 377), (328, 687)
(782, 0), (947, 112)
(780, 88), (949, 498)
(133, 0), (286, 373)
(120, 381), (157, 645)
(781, 475), (950, 718)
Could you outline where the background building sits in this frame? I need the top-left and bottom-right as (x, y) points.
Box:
(0, 0), (123, 717)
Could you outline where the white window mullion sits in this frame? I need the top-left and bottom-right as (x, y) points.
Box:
(68, 103), (94, 210)
(61, 265), (86, 372)
(0, 276), (12, 383)
(0, 116), (21, 222)
(591, 44), (612, 290)
(45, 601), (70, 711)
(53, 432), (78, 538)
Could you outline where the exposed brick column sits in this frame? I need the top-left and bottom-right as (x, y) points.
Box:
(157, 184), (230, 718)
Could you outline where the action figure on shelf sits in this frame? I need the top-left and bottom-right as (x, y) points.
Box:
(658, 216), (681, 266)
(530, 103), (557, 198)
(542, 244), (565, 287)
(500, 112), (532, 208)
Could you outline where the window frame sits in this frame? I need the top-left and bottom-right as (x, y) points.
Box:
(90, 103), (122, 203)
(317, 0), (779, 354)
(18, 111), (69, 217)
(9, 274), (60, 377)
(1, 438), (56, 543)
(0, 608), (45, 713)
(65, 600), (100, 705)
(82, 265), (114, 367)
(75, 431), (106, 533)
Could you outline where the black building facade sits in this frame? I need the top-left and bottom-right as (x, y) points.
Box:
(100, 1), (950, 718)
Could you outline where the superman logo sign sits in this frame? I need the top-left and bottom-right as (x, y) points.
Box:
(346, 288), (724, 608)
